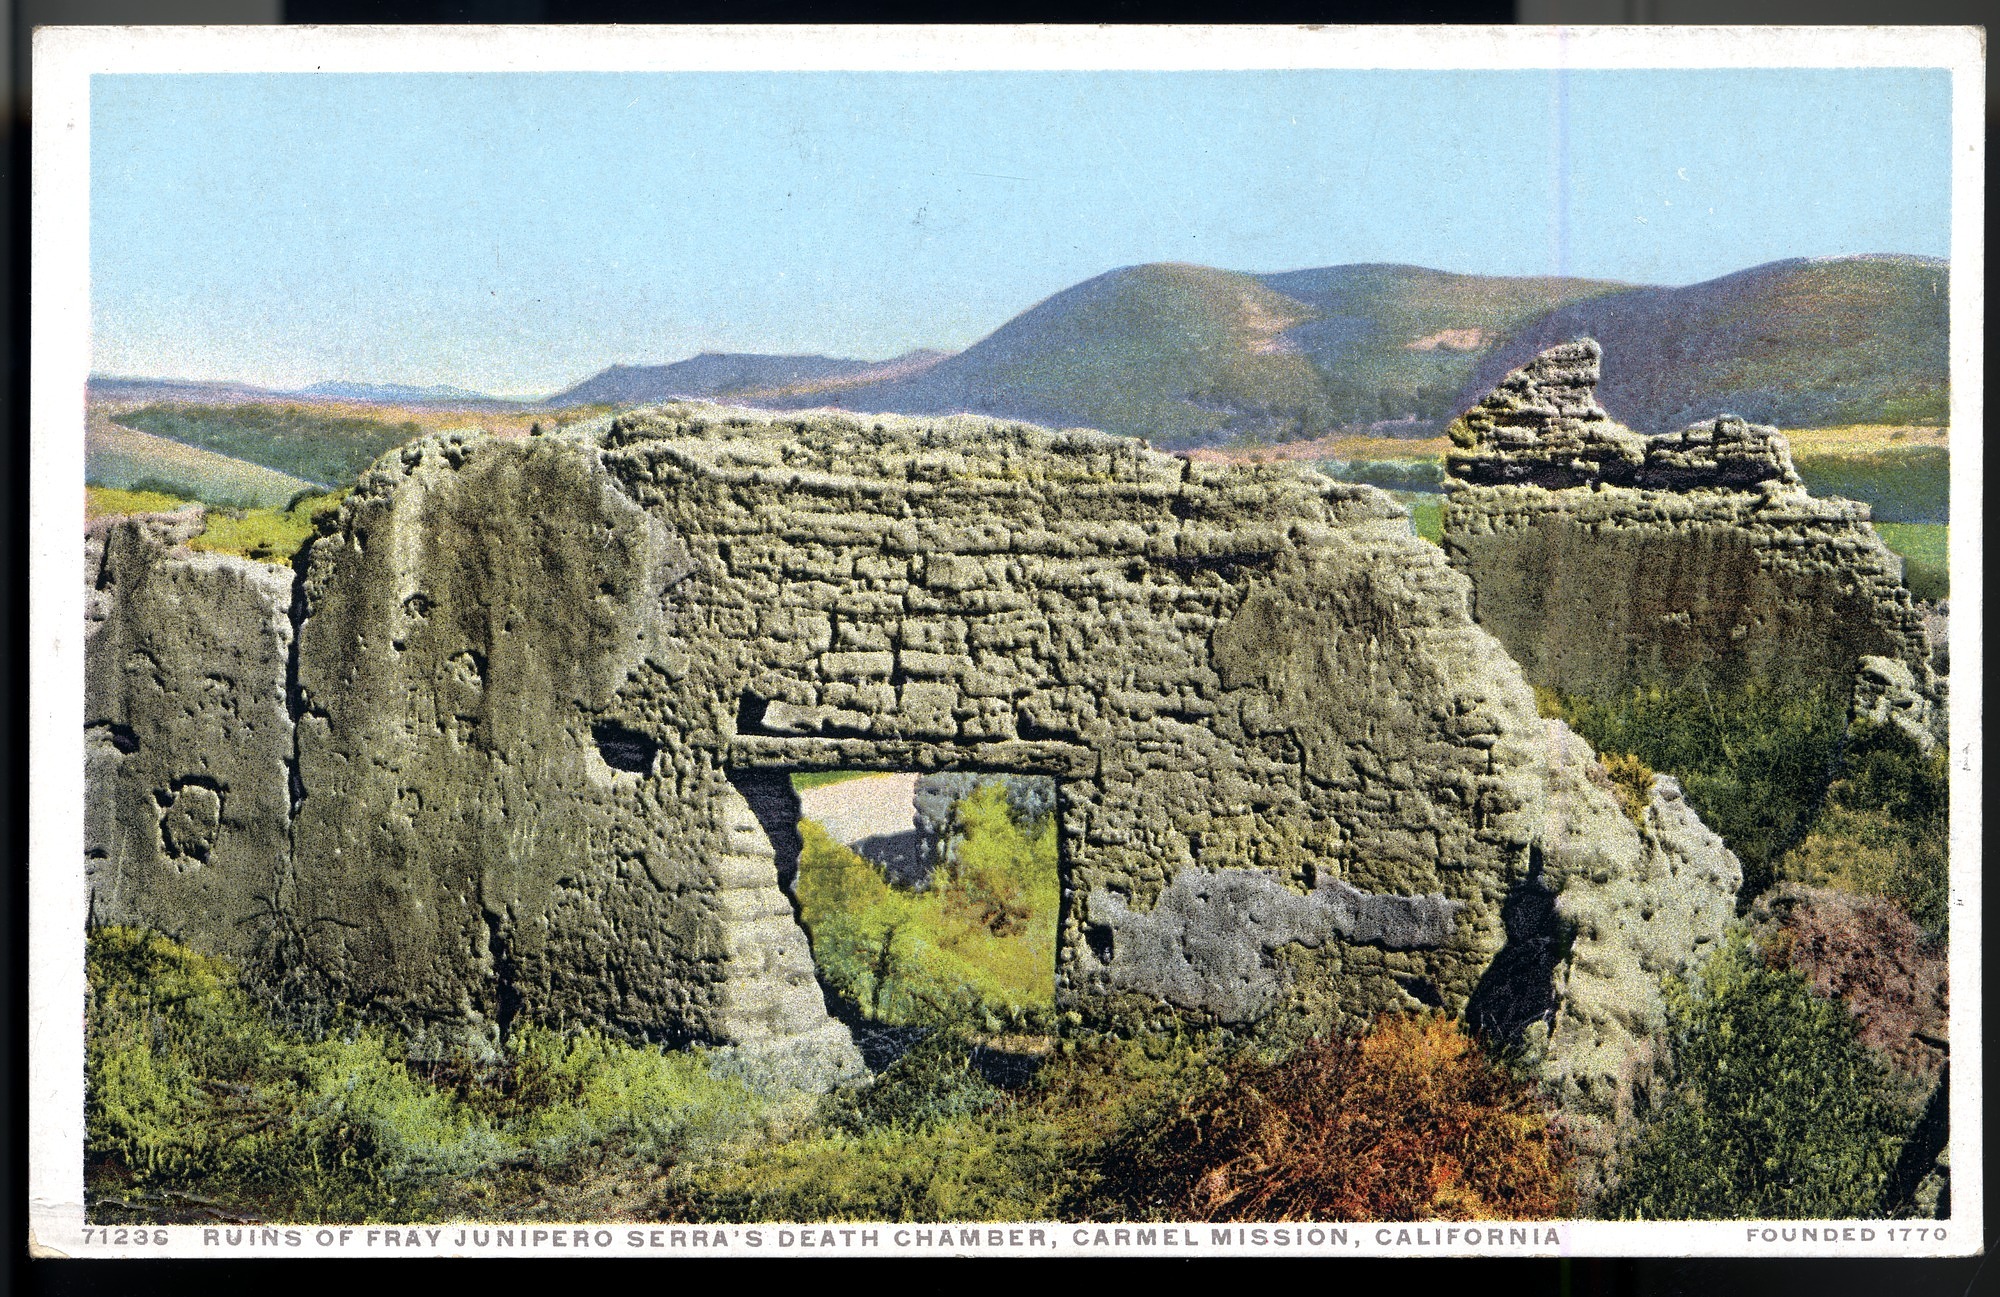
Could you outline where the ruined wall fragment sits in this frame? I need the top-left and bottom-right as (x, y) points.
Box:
(1442, 340), (1937, 711)
(84, 509), (296, 963)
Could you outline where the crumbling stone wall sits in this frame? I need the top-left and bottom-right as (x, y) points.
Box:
(85, 507), (297, 966)
(85, 406), (1737, 1124)
(1441, 340), (1938, 714)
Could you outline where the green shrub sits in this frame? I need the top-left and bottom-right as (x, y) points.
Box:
(1608, 934), (1917, 1220)
(1599, 751), (1655, 824)
(663, 1031), (1233, 1224)
(86, 926), (767, 1223)
(822, 1031), (1004, 1136)
(1543, 681), (1847, 896)
(190, 489), (349, 566)
(792, 781), (1058, 1029)
(86, 925), (498, 1222)
(1779, 719), (1950, 937)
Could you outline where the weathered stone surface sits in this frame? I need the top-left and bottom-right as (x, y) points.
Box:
(1444, 339), (1647, 489)
(1853, 654), (1944, 752)
(1443, 341), (1938, 709)
(1445, 340), (1803, 493)
(1087, 868), (1463, 1023)
(85, 511), (296, 964)
(86, 404), (1742, 1125)
(1526, 722), (1740, 1182)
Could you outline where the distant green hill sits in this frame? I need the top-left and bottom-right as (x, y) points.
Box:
(766, 263), (1330, 445)
(86, 414), (316, 509)
(1455, 256), (1949, 432)
(550, 350), (948, 407)
(113, 403), (426, 487)
(1256, 264), (1632, 424)
(127, 255), (1951, 466)
(766, 256), (1946, 446)
(763, 262), (1632, 446)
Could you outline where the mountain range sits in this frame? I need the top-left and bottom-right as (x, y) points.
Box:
(92, 254), (1949, 449)
(545, 255), (1949, 445)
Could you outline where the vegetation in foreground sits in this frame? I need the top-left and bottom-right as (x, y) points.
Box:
(1776, 718), (1950, 938)
(1609, 933), (1919, 1220)
(1089, 1014), (1575, 1222)
(86, 926), (770, 1224)
(1543, 678), (1949, 941)
(1540, 680), (1848, 897)
(88, 924), (1580, 1226)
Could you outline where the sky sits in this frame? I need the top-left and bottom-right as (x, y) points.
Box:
(90, 68), (1954, 398)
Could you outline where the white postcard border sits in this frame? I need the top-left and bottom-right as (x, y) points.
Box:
(29, 22), (1987, 1260)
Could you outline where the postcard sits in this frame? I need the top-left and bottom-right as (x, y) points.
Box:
(28, 23), (1984, 1259)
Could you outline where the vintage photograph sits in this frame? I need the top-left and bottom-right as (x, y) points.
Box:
(29, 24), (1982, 1257)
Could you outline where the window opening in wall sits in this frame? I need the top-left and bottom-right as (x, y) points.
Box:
(785, 770), (1059, 1081)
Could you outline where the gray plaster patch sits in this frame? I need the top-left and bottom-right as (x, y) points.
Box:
(1086, 867), (1463, 1023)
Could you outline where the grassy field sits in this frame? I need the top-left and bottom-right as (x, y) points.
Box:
(1780, 425), (1948, 455)
(1877, 522), (1949, 602)
(85, 485), (196, 520)
(1793, 448), (1949, 525)
(87, 411), (315, 508)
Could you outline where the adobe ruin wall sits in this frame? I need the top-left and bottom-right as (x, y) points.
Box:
(85, 402), (1744, 1153)
(1440, 340), (1944, 745)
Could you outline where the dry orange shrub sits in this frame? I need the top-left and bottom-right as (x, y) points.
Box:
(1101, 1014), (1574, 1221)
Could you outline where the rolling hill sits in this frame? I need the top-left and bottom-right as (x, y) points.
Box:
(297, 381), (514, 407)
(692, 257), (1946, 447)
(1256, 265), (1633, 423)
(99, 254), (1951, 473)
(742, 262), (1636, 446)
(549, 350), (949, 408)
(110, 403), (432, 487)
(86, 409), (317, 508)
(1453, 255), (1949, 433)
(761, 263), (1338, 445)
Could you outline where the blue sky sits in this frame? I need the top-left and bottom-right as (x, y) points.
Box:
(90, 68), (1953, 397)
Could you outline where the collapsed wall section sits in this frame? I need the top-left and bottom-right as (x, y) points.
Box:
(85, 508), (296, 965)
(1441, 340), (1938, 713)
